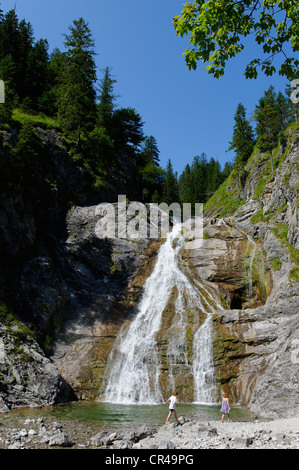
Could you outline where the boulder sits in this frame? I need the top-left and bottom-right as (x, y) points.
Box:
(48, 432), (74, 447)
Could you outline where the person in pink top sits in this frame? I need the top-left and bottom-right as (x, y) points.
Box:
(165, 390), (179, 424)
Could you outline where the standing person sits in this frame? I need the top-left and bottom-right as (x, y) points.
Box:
(165, 390), (179, 424)
(220, 392), (231, 422)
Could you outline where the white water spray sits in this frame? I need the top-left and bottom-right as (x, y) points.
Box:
(102, 222), (223, 404)
(246, 235), (257, 299)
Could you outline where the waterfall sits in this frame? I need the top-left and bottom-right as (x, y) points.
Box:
(192, 279), (223, 404)
(102, 222), (222, 405)
(246, 235), (257, 299)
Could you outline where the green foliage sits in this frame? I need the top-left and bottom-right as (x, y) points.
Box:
(251, 210), (266, 224)
(228, 103), (255, 188)
(139, 136), (165, 201)
(12, 109), (60, 129)
(0, 9), (55, 114)
(0, 302), (36, 342)
(56, 18), (97, 136)
(97, 66), (117, 131)
(162, 159), (179, 205)
(289, 267), (299, 283)
(12, 120), (43, 186)
(110, 107), (144, 151)
(173, 1), (299, 79)
(253, 86), (292, 172)
(204, 177), (244, 217)
(269, 258), (282, 271)
(81, 126), (115, 173)
(178, 153), (233, 206)
(271, 223), (299, 264)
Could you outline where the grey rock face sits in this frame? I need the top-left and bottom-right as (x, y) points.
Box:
(0, 125), (298, 419)
(0, 323), (74, 412)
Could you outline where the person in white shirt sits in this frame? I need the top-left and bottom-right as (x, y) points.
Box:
(165, 390), (179, 424)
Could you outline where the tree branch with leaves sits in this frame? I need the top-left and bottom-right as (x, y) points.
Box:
(173, 0), (299, 79)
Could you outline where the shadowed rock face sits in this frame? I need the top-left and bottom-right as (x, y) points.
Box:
(49, 204), (165, 400)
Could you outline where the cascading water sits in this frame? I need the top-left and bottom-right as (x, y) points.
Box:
(102, 222), (223, 405)
(192, 278), (223, 404)
(246, 235), (257, 299)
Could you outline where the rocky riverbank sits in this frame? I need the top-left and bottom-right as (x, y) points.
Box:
(0, 413), (298, 450)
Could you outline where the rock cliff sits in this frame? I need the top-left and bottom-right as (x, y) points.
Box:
(0, 125), (148, 412)
(0, 122), (298, 419)
(201, 122), (299, 418)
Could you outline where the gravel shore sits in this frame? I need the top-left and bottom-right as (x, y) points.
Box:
(0, 412), (298, 450)
(133, 416), (299, 450)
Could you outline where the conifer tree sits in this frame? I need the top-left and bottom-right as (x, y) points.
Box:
(179, 163), (194, 205)
(139, 136), (164, 201)
(191, 153), (207, 203)
(254, 86), (282, 172)
(57, 17), (97, 137)
(206, 157), (222, 197)
(27, 39), (51, 111)
(228, 103), (254, 188)
(97, 66), (117, 132)
(17, 19), (34, 103)
(162, 159), (179, 205)
(229, 103), (255, 167)
(111, 107), (144, 152)
(141, 135), (160, 167)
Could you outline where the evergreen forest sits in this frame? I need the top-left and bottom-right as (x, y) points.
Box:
(0, 7), (298, 210)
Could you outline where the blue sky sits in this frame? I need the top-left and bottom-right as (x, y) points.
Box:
(3, 0), (292, 174)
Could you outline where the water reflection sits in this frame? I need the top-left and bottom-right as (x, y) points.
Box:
(6, 401), (253, 430)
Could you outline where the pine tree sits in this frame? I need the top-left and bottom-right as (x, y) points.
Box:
(191, 153), (208, 203)
(97, 66), (117, 132)
(229, 103), (255, 166)
(139, 136), (164, 201)
(26, 39), (51, 111)
(206, 158), (222, 198)
(57, 18), (97, 137)
(17, 19), (34, 103)
(220, 161), (233, 183)
(162, 159), (179, 205)
(179, 163), (194, 205)
(141, 136), (160, 167)
(111, 107), (144, 151)
(228, 103), (254, 189)
(0, 9), (19, 98)
(254, 86), (282, 172)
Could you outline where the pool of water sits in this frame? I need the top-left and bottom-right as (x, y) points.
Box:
(7, 401), (253, 430)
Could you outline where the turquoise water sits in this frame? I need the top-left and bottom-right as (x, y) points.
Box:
(8, 401), (253, 429)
